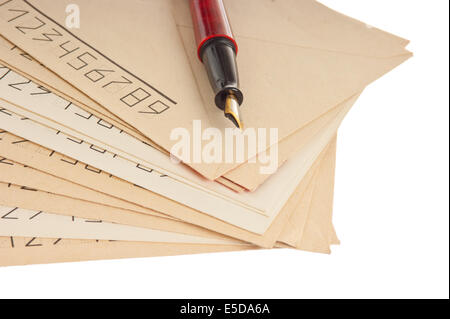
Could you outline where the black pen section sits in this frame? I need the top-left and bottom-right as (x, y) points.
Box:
(200, 37), (244, 111)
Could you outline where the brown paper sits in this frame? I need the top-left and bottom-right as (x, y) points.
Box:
(0, 138), (338, 252)
(0, 133), (339, 252)
(0, 41), (353, 192)
(0, 206), (246, 245)
(0, 236), (254, 267)
(0, 99), (342, 234)
(0, 130), (335, 248)
(0, 0), (411, 180)
(0, 183), (238, 241)
(0, 138), (339, 269)
(282, 136), (339, 253)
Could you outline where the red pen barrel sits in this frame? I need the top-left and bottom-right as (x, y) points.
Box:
(190, 0), (238, 61)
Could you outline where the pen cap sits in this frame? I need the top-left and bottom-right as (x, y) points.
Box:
(190, 0), (238, 61)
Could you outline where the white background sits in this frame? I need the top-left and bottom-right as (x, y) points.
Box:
(0, 0), (448, 299)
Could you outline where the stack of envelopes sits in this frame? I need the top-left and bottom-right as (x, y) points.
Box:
(0, 0), (411, 266)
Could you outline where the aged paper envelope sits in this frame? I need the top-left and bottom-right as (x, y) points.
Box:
(0, 65), (345, 212)
(0, 35), (366, 192)
(0, 153), (320, 249)
(0, 31), (408, 193)
(173, 0), (411, 178)
(0, 77), (348, 242)
(0, 16), (410, 190)
(0, 138), (337, 250)
(0, 143), (338, 267)
(0, 236), (254, 267)
(0, 69), (271, 209)
(0, 128), (335, 248)
(0, 157), (336, 250)
(0, 157), (172, 218)
(0, 134), (338, 252)
(279, 136), (338, 253)
(0, 182), (234, 241)
(0, 206), (245, 245)
(0, 95), (347, 235)
(0, 0), (411, 180)
(0, 46), (354, 192)
(0, 142), (337, 252)
(0, 139), (338, 266)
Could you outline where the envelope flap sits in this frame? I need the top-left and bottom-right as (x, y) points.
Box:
(173, 0), (410, 59)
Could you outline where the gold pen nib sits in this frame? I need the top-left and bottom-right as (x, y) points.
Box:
(224, 94), (243, 130)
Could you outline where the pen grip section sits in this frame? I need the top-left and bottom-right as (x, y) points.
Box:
(201, 38), (242, 110)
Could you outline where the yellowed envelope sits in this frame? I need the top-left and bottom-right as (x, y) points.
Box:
(284, 136), (339, 253)
(0, 167), (336, 250)
(0, 0), (411, 180)
(0, 153), (337, 253)
(174, 0), (411, 179)
(0, 0), (354, 262)
(0, 154), (318, 249)
(0, 182), (235, 240)
(0, 157), (171, 219)
(0, 47), (352, 192)
(0, 34), (362, 193)
(0, 96), (346, 235)
(0, 236), (254, 267)
(0, 129), (336, 248)
(0, 136), (339, 267)
(0, 152), (339, 266)
(278, 136), (338, 252)
(0, 0), (411, 191)
(0, 36), (158, 143)
(0, 205), (245, 245)
(0, 134), (338, 253)
(0, 182), (332, 251)
(0, 31), (409, 192)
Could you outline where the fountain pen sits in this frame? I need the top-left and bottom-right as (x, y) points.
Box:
(190, 0), (243, 130)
